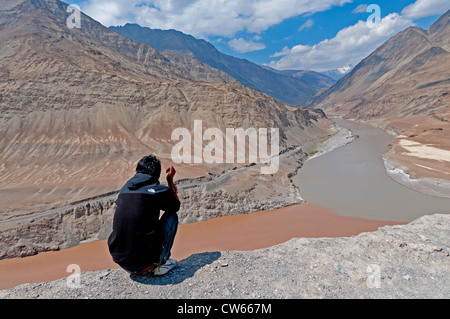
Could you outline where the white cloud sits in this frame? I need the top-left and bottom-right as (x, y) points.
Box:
(268, 13), (413, 71)
(78, 0), (448, 72)
(270, 46), (291, 58)
(337, 65), (353, 74)
(228, 38), (266, 53)
(401, 0), (450, 19)
(268, 0), (450, 72)
(79, 0), (352, 37)
(298, 19), (314, 31)
(80, 0), (140, 26)
(352, 4), (368, 14)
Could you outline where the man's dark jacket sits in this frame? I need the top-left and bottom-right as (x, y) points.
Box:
(107, 173), (180, 268)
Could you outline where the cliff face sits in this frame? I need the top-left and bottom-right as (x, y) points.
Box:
(0, 145), (308, 260)
(0, 0), (332, 217)
(0, 195), (116, 259)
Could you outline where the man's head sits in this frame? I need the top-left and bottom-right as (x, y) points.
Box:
(136, 155), (161, 178)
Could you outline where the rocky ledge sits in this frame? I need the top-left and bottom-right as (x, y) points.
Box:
(1, 213), (448, 299)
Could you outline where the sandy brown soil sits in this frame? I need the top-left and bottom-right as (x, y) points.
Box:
(384, 118), (450, 180)
(380, 117), (450, 197)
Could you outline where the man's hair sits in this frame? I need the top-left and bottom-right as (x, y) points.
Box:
(136, 155), (161, 178)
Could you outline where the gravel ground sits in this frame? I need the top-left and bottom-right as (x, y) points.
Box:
(1, 214), (448, 299)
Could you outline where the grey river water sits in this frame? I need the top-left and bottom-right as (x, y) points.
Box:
(293, 119), (450, 222)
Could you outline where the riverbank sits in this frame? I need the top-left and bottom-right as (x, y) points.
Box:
(1, 213), (448, 299)
(362, 117), (450, 199)
(0, 202), (404, 290)
(304, 119), (354, 161)
(383, 157), (450, 198)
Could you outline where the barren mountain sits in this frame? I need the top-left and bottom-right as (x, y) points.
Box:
(0, 0), (332, 218)
(261, 66), (336, 91)
(110, 23), (318, 106)
(312, 10), (450, 195)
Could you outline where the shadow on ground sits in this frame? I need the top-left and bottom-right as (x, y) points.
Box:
(129, 251), (221, 286)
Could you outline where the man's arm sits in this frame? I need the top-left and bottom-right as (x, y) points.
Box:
(166, 166), (179, 200)
(159, 165), (180, 215)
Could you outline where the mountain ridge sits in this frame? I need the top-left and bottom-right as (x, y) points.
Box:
(110, 23), (319, 106)
(260, 65), (336, 91)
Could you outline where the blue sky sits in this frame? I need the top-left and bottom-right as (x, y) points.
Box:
(68, 0), (450, 72)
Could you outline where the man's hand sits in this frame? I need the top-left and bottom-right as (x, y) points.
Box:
(166, 166), (176, 181)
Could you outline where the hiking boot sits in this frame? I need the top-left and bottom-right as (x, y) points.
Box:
(153, 259), (177, 276)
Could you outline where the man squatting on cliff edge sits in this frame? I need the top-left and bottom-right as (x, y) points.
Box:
(108, 155), (180, 275)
